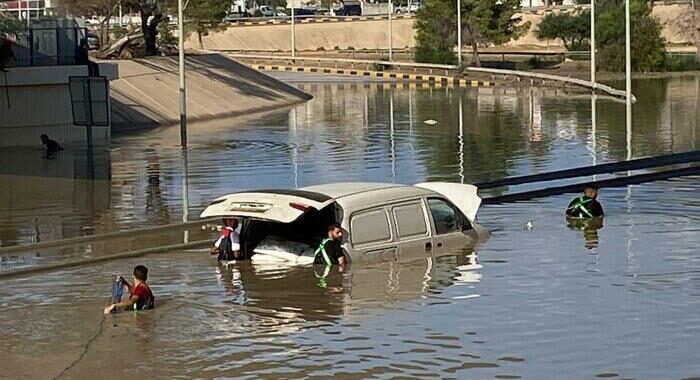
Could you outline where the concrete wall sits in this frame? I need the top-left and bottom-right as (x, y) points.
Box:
(188, 18), (415, 52)
(110, 53), (312, 131)
(0, 64), (118, 148)
(193, 3), (692, 52)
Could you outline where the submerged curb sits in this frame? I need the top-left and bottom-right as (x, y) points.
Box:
(249, 64), (498, 87)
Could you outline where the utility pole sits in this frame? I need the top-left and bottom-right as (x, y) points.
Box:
(457, 0), (462, 67)
(178, 0), (187, 147)
(625, 0), (632, 161)
(590, 0), (595, 85)
(388, 0), (393, 61)
(291, 3), (296, 59)
(119, 0), (123, 27)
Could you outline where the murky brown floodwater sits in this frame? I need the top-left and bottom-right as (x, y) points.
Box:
(1, 75), (699, 379)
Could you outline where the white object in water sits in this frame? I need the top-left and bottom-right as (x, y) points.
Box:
(525, 220), (534, 230)
(424, 119), (438, 125)
(252, 236), (315, 265)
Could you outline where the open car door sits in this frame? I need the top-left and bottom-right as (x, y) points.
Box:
(200, 189), (335, 223)
(414, 182), (481, 222)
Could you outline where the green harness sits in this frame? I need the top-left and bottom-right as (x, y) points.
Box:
(567, 196), (594, 218)
(314, 238), (333, 266)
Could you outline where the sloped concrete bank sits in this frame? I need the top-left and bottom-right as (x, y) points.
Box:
(110, 53), (312, 131)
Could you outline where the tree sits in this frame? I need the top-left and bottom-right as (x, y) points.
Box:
(163, 0), (231, 49)
(122, 0), (164, 56)
(596, 0), (665, 72)
(58, 0), (117, 51)
(675, 0), (700, 63)
(461, 0), (529, 67)
(536, 10), (591, 51)
(414, 0), (457, 64)
(414, 0), (529, 66)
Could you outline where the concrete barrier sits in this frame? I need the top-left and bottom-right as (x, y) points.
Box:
(0, 63), (119, 148)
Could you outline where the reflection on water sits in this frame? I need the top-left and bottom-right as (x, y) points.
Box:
(0, 76), (699, 379)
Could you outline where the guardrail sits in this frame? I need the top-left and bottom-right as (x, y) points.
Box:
(220, 13), (415, 27)
(223, 52), (636, 101)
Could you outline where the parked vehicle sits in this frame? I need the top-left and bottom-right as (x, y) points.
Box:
(259, 5), (276, 17)
(336, 0), (362, 16)
(222, 12), (250, 23)
(200, 182), (489, 264)
(290, 8), (316, 18)
(396, 1), (420, 13)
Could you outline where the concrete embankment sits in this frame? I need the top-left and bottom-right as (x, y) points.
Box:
(192, 3), (692, 53)
(187, 18), (415, 52)
(110, 53), (312, 131)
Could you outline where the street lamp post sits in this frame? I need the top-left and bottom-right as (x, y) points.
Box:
(178, 0), (187, 147)
(625, 0), (631, 160)
(291, 4), (296, 59)
(388, 0), (393, 61)
(590, 0), (595, 85)
(457, 0), (462, 67)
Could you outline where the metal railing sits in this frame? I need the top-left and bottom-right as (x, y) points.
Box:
(223, 52), (635, 101)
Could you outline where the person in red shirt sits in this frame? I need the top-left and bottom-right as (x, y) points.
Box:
(103, 265), (155, 314)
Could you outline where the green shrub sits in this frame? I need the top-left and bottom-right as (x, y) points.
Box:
(665, 54), (699, 72)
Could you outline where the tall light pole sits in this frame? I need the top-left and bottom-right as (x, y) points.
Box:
(388, 0), (393, 61)
(625, 0), (631, 160)
(590, 0), (595, 85)
(457, 0), (462, 67)
(291, 3), (296, 59)
(178, 0), (187, 147)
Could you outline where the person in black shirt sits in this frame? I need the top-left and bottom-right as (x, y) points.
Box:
(313, 223), (346, 267)
(566, 184), (604, 218)
(40, 134), (64, 157)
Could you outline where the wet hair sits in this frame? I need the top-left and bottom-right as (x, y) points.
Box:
(328, 223), (342, 232)
(133, 265), (148, 281)
(40, 134), (49, 141)
(584, 183), (599, 191)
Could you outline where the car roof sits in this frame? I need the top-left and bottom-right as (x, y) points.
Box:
(300, 182), (407, 199)
(301, 182), (436, 208)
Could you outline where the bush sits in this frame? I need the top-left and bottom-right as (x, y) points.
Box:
(536, 10), (591, 51)
(665, 54), (700, 72)
(157, 23), (177, 49)
(596, 0), (666, 72)
(415, 46), (457, 65)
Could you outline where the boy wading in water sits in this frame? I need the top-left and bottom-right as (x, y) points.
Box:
(104, 265), (155, 314)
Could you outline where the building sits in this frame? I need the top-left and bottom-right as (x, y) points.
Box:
(0, 0), (56, 20)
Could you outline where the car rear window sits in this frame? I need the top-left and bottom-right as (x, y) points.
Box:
(393, 203), (428, 239)
(351, 209), (392, 246)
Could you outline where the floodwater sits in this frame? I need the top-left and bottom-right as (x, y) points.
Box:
(1, 75), (699, 379)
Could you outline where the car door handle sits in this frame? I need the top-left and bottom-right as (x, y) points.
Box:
(437, 242), (443, 248)
(425, 242), (432, 251)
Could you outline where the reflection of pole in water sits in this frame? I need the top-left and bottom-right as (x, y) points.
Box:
(290, 107), (299, 188)
(181, 148), (190, 244)
(626, 93), (632, 162)
(458, 91), (465, 184)
(591, 93), (597, 181)
(390, 93), (396, 182)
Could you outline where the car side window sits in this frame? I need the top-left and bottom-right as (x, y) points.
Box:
(351, 209), (392, 246)
(393, 202), (428, 239)
(428, 198), (461, 235)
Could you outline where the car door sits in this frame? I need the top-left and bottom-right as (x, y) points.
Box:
(348, 207), (398, 263)
(390, 200), (434, 261)
(426, 197), (478, 256)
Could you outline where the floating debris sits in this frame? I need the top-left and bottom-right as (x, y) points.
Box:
(424, 119), (438, 125)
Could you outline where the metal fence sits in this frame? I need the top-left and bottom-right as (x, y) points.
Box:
(4, 25), (86, 67)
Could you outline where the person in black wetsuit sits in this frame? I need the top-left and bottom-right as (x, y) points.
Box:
(40, 134), (64, 157)
(566, 184), (604, 218)
(313, 223), (346, 267)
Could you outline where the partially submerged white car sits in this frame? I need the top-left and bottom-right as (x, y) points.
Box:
(200, 182), (489, 264)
